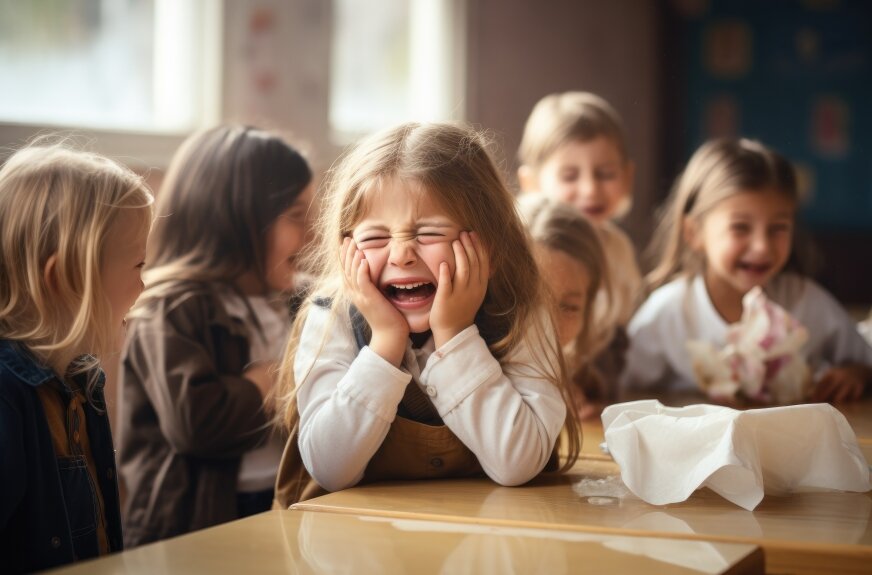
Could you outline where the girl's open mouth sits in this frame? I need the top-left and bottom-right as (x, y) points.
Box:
(738, 262), (771, 275)
(383, 281), (436, 307)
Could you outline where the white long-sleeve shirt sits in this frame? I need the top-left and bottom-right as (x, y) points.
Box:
(621, 273), (872, 394)
(294, 304), (566, 491)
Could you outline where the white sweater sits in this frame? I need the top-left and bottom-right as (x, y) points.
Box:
(621, 273), (872, 394)
(294, 304), (566, 491)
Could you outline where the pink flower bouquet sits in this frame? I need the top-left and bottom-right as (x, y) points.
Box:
(687, 287), (811, 404)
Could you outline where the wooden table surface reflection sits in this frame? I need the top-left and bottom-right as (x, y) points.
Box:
(48, 509), (763, 575)
(294, 456), (872, 575)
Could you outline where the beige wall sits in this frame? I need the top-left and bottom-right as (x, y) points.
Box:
(465, 0), (662, 249)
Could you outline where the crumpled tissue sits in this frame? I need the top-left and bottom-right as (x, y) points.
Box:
(602, 399), (871, 510)
(686, 286), (811, 404)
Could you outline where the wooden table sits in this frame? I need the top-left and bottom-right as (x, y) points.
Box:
(294, 457), (872, 575)
(49, 509), (763, 575)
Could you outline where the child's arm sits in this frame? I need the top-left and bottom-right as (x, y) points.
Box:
(420, 312), (566, 486)
(811, 365), (872, 403)
(799, 280), (872, 403)
(123, 295), (269, 457)
(295, 305), (411, 491)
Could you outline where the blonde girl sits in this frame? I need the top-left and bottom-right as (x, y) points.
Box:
(274, 122), (580, 507)
(518, 196), (611, 420)
(120, 125), (313, 546)
(517, 91), (641, 385)
(623, 138), (872, 401)
(0, 142), (153, 573)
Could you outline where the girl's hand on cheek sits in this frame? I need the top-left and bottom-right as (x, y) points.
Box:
(430, 231), (489, 348)
(341, 237), (408, 365)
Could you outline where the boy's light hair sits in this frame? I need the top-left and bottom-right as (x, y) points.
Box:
(647, 138), (800, 291)
(276, 122), (580, 470)
(518, 91), (629, 169)
(0, 141), (154, 398)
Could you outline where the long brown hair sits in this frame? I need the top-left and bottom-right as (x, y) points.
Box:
(648, 138), (801, 291)
(277, 122), (580, 470)
(134, 125), (312, 307)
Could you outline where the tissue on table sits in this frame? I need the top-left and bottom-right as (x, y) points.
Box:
(602, 400), (871, 510)
(686, 286), (811, 404)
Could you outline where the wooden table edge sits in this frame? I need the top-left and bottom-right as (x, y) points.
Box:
(287, 503), (870, 560)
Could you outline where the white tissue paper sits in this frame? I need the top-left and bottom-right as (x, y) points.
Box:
(686, 286), (811, 404)
(602, 399), (871, 510)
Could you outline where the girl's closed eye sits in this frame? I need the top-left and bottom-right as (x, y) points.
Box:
(356, 235), (390, 248)
(416, 231), (447, 244)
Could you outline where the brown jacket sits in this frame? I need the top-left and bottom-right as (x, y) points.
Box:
(119, 287), (270, 547)
(274, 384), (485, 508)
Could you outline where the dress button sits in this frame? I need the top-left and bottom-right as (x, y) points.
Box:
(425, 385), (437, 397)
(51, 536), (61, 548)
(430, 457), (443, 468)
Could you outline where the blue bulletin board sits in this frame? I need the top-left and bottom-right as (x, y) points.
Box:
(680, 0), (872, 231)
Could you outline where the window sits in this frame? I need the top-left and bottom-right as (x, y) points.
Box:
(329, 0), (466, 140)
(0, 0), (221, 163)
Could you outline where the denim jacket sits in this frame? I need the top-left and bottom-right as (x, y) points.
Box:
(0, 340), (123, 573)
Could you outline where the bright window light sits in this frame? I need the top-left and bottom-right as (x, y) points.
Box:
(0, 0), (220, 133)
(329, 0), (466, 140)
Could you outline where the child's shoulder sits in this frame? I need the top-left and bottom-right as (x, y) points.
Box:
(644, 276), (694, 308)
(767, 272), (834, 310)
(0, 340), (47, 402)
(630, 277), (694, 330)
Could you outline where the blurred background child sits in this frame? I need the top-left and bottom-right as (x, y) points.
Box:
(274, 122), (580, 507)
(0, 142), (153, 573)
(623, 138), (872, 402)
(517, 91), (641, 388)
(518, 195), (610, 420)
(119, 125), (313, 546)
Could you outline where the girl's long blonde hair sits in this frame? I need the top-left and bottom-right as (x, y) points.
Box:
(647, 138), (801, 291)
(0, 141), (153, 397)
(277, 122), (580, 470)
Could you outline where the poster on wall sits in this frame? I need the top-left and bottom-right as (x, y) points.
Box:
(681, 0), (872, 230)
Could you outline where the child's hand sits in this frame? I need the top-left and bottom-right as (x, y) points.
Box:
(341, 237), (408, 365)
(811, 365), (870, 403)
(430, 231), (489, 348)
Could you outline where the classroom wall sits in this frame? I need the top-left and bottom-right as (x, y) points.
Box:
(465, 0), (663, 249)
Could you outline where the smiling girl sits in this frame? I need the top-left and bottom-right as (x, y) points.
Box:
(621, 138), (872, 401)
(119, 126), (313, 546)
(273, 123), (580, 506)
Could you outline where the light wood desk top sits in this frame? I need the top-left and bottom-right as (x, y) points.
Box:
(48, 509), (763, 575)
(294, 458), (872, 575)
